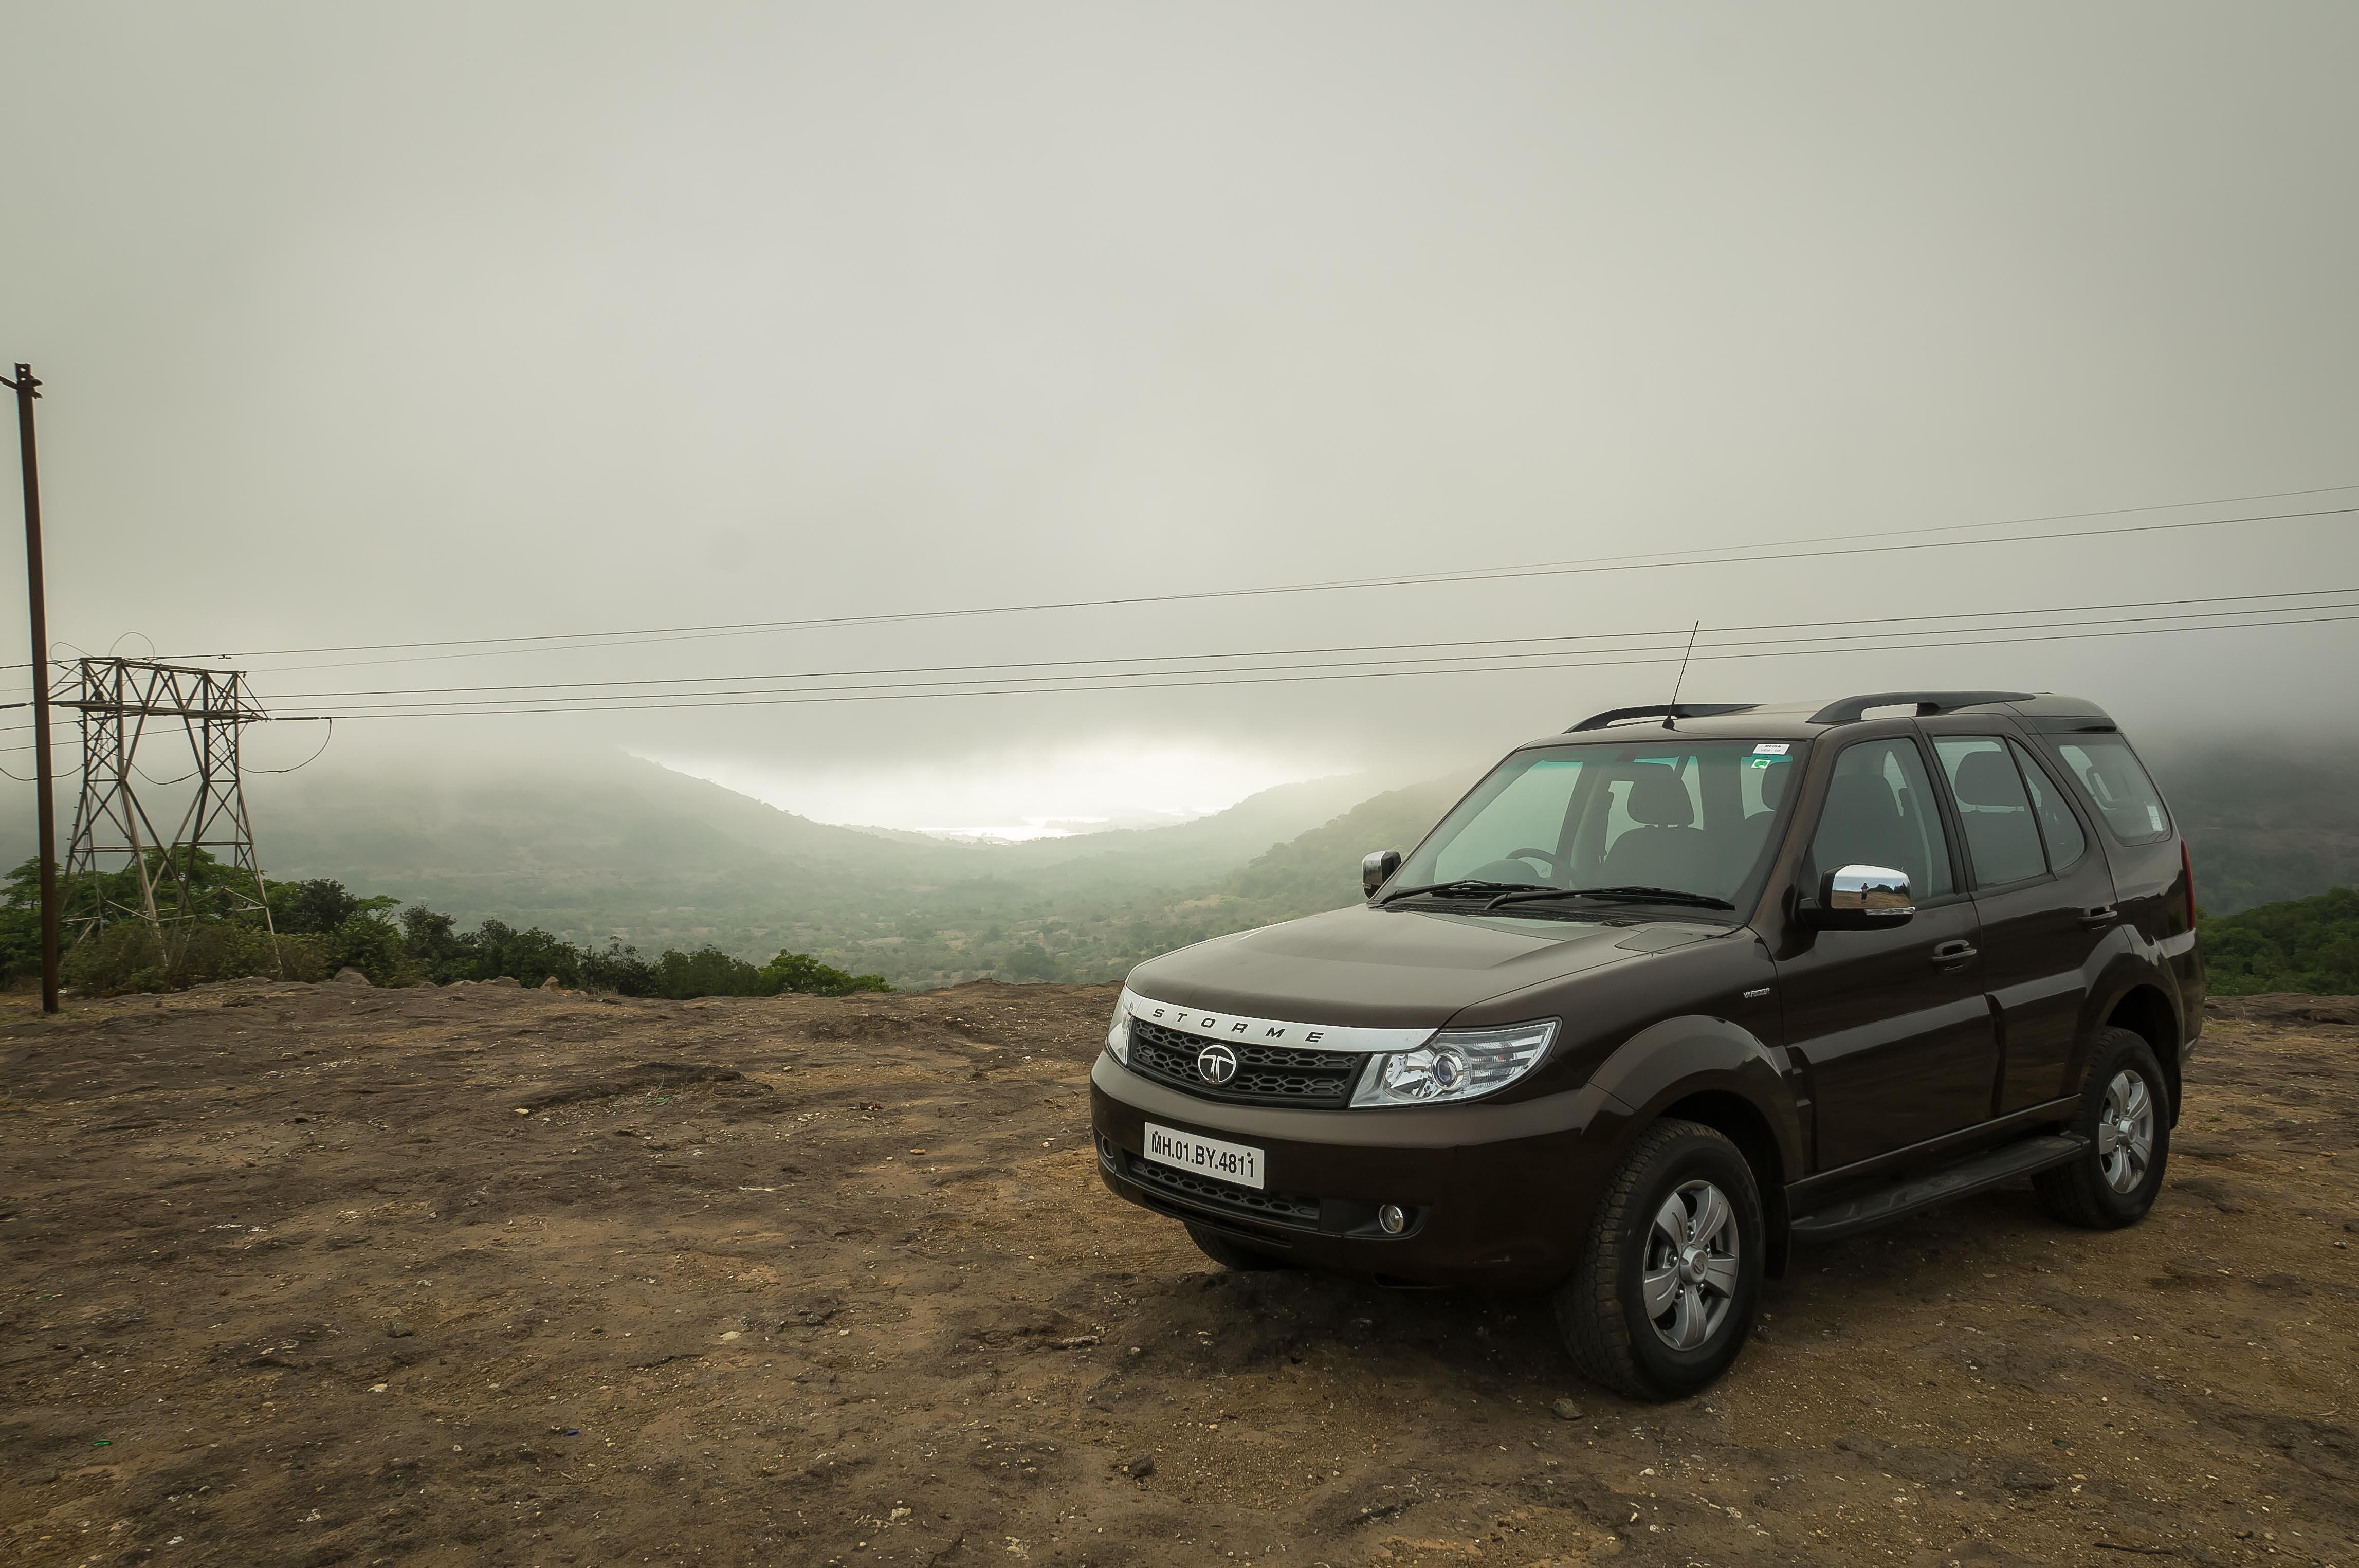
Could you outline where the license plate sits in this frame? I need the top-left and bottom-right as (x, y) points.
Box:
(1142, 1122), (1265, 1190)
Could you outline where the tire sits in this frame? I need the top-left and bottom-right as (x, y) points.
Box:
(1184, 1221), (1292, 1271)
(2034, 1026), (2171, 1229)
(1553, 1119), (1765, 1400)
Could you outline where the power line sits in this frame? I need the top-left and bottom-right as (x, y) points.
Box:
(197, 604), (2352, 730)
(3, 602), (2346, 754)
(0, 587), (2338, 746)
(185, 491), (2358, 672)
(252, 600), (2359, 716)
(244, 716), (335, 775)
(242, 585), (2359, 706)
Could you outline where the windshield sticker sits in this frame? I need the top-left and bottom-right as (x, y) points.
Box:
(1751, 742), (1790, 755)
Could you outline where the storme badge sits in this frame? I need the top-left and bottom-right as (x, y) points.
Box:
(1116, 990), (1437, 1055)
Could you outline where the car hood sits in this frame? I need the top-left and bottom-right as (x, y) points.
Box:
(1123, 902), (1719, 1029)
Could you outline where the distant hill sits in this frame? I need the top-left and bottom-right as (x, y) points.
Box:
(215, 751), (1407, 986)
(16, 727), (2344, 987)
(2143, 741), (2359, 914)
(993, 775), (1473, 981)
(2199, 886), (2359, 995)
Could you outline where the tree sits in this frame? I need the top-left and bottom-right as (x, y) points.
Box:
(273, 879), (394, 935)
(760, 950), (892, 997)
(1003, 942), (1058, 982)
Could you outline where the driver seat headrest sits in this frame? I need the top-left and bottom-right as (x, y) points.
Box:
(1625, 763), (1695, 828)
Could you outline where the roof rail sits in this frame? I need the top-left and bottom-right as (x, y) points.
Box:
(1806, 690), (2037, 725)
(1567, 702), (1759, 733)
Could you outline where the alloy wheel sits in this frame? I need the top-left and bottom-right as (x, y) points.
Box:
(1641, 1179), (1741, 1351)
(2096, 1069), (2155, 1194)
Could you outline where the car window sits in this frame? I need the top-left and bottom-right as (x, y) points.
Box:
(1743, 751), (1795, 817)
(1807, 739), (1955, 901)
(1601, 752), (1702, 863)
(1398, 738), (1798, 905)
(1933, 736), (2047, 887)
(2009, 739), (2088, 870)
(1430, 755), (1587, 883)
(2054, 736), (2172, 843)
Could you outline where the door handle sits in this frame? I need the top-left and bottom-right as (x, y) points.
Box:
(1929, 939), (1978, 967)
(2078, 905), (2118, 929)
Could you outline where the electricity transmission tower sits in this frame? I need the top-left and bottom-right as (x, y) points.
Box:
(59, 658), (280, 954)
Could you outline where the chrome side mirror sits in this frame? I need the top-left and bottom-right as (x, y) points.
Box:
(1362, 848), (1402, 899)
(1800, 864), (1914, 930)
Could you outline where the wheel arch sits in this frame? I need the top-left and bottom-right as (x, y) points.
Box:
(1657, 1087), (1793, 1280)
(1585, 1015), (1804, 1279)
(2102, 983), (2184, 1125)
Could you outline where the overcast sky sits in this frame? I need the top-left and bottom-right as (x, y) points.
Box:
(7, 3), (2355, 830)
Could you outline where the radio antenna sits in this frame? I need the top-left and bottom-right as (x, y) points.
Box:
(1663, 620), (1701, 729)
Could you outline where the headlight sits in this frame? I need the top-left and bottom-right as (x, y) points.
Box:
(1350, 1019), (1557, 1107)
(1105, 990), (1135, 1065)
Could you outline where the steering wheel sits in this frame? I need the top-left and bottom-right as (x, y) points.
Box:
(1466, 848), (1561, 882)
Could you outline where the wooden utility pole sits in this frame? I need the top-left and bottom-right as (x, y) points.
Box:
(6, 363), (59, 1014)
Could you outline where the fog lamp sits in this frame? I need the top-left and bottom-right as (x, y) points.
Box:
(1378, 1204), (1407, 1235)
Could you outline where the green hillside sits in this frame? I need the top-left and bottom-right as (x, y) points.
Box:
(2200, 886), (2359, 995)
(215, 753), (1425, 988)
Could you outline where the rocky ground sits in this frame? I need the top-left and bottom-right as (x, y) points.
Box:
(0, 979), (2353, 1568)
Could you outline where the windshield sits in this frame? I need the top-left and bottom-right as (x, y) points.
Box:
(1391, 738), (1802, 910)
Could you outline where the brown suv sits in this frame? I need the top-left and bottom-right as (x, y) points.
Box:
(1088, 691), (2201, 1397)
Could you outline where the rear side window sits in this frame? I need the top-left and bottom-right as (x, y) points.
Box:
(2054, 736), (2172, 844)
(1933, 737), (2046, 887)
(2009, 739), (2088, 869)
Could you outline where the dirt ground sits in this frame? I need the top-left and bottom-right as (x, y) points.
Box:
(1, 978), (2353, 1568)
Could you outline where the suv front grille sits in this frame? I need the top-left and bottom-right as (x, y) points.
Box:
(1125, 1017), (1364, 1107)
(1120, 1151), (1322, 1228)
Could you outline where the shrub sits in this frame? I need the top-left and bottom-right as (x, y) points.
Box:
(12, 852), (896, 1000)
(653, 945), (770, 999)
(61, 921), (316, 996)
(760, 950), (892, 997)
(325, 914), (425, 987)
(272, 879), (394, 935)
(2201, 886), (2359, 995)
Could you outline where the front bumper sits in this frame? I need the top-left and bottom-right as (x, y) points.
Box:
(1088, 1051), (1616, 1288)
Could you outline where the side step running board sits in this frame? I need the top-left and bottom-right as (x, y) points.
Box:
(1788, 1133), (2088, 1243)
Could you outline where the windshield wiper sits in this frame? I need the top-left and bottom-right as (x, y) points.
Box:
(1483, 885), (1735, 912)
(1378, 878), (1554, 907)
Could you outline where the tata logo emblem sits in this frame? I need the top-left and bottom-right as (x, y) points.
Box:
(1196, 1043), (1239, 1086)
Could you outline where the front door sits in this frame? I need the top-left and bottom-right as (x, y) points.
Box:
(1776, 733), (1998, 1171)
(1926, 728), (2120, 1114)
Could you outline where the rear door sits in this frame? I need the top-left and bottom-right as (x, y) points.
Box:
(1924, 726), (2118, 1115)
(1774, 732), (1998, 1171)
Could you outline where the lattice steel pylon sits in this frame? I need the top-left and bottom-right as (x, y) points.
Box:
(59, 658), (280, 959)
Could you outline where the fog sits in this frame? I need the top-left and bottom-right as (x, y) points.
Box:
(6, 4), (2355, 830)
